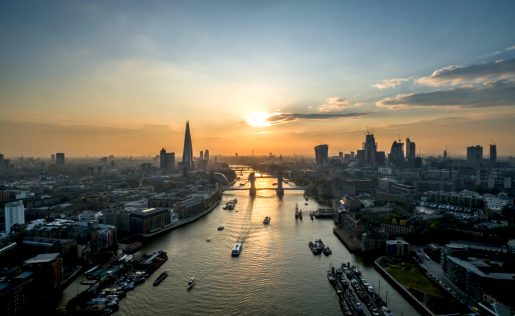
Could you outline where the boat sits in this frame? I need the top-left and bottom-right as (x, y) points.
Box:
(327, 270), (336, 285)
(263, 216), (271, 224)
(294, 204), (302, 220)
(239, 183), (245, 186)
(153, 271), (168, 286)
(323, 246), (332, 256)
(217, 226), (224, 231)
(231, 242), (242, 257)
(187, 276), (195, 290)
(304, 203), (309, 206)
(308, 241), (320, 255)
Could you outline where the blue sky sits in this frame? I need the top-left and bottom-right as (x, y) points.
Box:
(1, 1), (515, 156)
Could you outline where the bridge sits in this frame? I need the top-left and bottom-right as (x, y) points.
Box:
(224, 172), (303, 196)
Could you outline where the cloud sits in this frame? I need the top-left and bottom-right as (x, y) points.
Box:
(372, 78), (409, 90)
(377, 80), (515, 109)
(506, 45), (515, 51)
(267, 112), (368, 125)
(318, 97), (362, 112)
(417, 58), (515, 86)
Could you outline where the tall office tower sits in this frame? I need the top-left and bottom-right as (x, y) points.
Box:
(204, 149), (210, 161)
(389, 140), (405, 168)
(314, 144), (329, 165)
(4, 200), (24, 234)
(160, 148), (167, 170)
(490, 144), (497, 166)
(406, 138), (416, 168)
(165, 152), (175, 172)
(200, 150), (204, 160)
(363, 132), (377, 165)
(467, 145), (483, 164)
(160, 148), (175, 173)
(182, 121), (194, 170)
(55, 153), (65, 165)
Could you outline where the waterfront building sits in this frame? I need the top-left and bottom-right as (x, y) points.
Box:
(182, 121), (194, 171)
(103, 209), (131, 233)
(441, 242), (515, 307)
(314, 144), (329, 165)
(467, 145), (483, 164)
(386, 240), (410, 257)
(130, 208), (171, 235)
(55, 153), (65, 165)
(4, 200), (24, 234)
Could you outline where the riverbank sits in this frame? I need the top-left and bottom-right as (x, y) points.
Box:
(142, 199), (220, 238)
(374, 256), (469, 316)
(333, 226), (361, 253)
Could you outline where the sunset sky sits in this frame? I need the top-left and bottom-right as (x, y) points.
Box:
(1, 1), (515, 158)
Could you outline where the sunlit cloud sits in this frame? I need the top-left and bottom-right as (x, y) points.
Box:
(372, 78), (409, 90)
(318, 97), (363, 112)
(417, 58), (515, 87)
(267, 112), (368, 124)
(376, 80), (515, 110)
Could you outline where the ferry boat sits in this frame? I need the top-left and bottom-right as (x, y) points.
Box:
(187, 276), (195, 290)
(153, 271), (168, 286)
(231, 242), (242, 257)
(263, 216), (271, 224)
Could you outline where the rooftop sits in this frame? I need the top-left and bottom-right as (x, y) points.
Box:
(24, 252), (60, 264)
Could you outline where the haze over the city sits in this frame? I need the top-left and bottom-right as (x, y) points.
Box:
(1, 1), (515, 157)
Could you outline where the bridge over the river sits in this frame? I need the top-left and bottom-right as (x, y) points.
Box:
(224, 172), (303, 196)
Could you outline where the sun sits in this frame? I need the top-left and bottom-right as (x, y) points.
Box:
(245, 112), (271, 127)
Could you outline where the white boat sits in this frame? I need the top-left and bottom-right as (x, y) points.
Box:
(187, 276), (195, 290)
(231, 242), (242, 257)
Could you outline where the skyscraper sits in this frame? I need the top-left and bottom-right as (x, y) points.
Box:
(490, 144), (497, 166)
(182, 121), (194, 170)
(467, 145), (483, 164)
(389, 140), (404, 168)
(5, 200), (24, 234)
(55, 152), (65, 165)
(160, 148), (175, 173)
(363, 132), (377, 165)
(406, 138), (416, 168)
(204, 149), (210, 161)
(314, 144), (329, 165)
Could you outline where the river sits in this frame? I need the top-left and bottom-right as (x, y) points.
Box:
(59, 167), (417, 315)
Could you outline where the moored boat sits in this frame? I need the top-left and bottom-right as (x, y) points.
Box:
(263, 216), (271, 224)
(153, 271), (168, 286)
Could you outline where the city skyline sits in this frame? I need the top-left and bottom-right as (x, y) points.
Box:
(1, 1), (515, 157)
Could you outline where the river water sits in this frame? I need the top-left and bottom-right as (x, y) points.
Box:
(59, 167), (417, 315)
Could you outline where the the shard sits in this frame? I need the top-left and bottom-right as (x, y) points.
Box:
(182, 121), (193, 170)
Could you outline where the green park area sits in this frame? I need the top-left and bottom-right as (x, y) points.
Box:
(381, 258), (467, 315)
